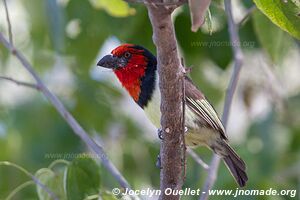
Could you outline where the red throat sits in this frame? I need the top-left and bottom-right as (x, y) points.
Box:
(113, 54), (147, 101)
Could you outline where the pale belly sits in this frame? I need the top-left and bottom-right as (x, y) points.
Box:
(144, 92), (218, 147)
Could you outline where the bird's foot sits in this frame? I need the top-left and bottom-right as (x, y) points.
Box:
(157, 128), (164, 140)
(156, 154), (162, 169)
(184, 126), (188, 133)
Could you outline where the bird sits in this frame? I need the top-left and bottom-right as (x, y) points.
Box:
(97, 44), (248, 187)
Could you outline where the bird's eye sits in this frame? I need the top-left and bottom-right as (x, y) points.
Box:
(124, 52), (131, 58)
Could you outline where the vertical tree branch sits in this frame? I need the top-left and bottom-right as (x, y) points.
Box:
(146, 3), (184, 200)
(199, 0), (244, 199)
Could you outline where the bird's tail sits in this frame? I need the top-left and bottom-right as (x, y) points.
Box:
(212, 140), (248, 187)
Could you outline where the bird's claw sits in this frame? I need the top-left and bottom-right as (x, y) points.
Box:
(157, 128), (164, 140)
(184, 126), (188, 133)
(156, 154), (162, 169)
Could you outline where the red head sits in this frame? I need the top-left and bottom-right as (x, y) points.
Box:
(97, 44), (157, 107)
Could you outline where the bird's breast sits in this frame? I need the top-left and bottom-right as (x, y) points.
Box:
(144, 85), (161, 128)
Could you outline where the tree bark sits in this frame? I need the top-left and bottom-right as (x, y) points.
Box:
(147, 4), (184, 200)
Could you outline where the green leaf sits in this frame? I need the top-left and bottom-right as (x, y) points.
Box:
(35, 168), (67, 200)
(65, 155), (101, 200)
(89, 0), (135, 17)
(253, 0), (300, 40)
(252, 10), (293, 63)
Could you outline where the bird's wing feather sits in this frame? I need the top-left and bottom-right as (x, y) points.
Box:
(185, 77), (227, 140)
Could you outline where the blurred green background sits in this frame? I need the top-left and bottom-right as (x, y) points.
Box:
(0, 0), (299, 199)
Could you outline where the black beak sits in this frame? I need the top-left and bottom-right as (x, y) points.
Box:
(97, 55), (118, 69)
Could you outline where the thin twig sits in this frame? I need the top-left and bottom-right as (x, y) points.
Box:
(260, 56), (285, 111)
(0, 33), (131, 190)
(237, 5), (256, 27)
(0, 76), (40, 90)
(2, 0), (13, 45)
(186, 148), (209, 170)
(199, 0), (244, 199)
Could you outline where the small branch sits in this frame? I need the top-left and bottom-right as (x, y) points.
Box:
(0, 76), (40, 90)
(181, 59), (208, 172)
(237, 5), (256, 27)
(199, 0), (244, 199)
(0, 33), (131, 190)
(260, 57), (285, 111)
(186, 148), (209, 170)
(2, 0), (13, 45)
